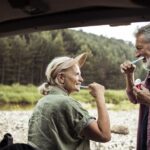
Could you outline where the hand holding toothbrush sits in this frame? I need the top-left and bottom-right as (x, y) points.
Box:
(120, 56), (144, 74)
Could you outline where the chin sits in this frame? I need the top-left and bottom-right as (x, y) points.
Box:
(70, 88), (79, 94)
(75, 88), (80, 92)
(75, 87), (80, 92)
(77, 89), (80, 92)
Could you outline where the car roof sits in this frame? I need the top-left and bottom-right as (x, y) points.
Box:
(0, 0), (150, 37)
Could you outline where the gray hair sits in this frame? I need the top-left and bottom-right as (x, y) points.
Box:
(135, 24), (150, 42)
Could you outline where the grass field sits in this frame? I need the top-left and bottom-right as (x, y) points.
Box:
(0, 84), (138, 110)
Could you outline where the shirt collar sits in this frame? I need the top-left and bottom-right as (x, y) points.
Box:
(48, 86), (68, 96)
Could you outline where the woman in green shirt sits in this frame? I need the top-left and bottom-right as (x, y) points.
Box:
(28, 53), (111, 150)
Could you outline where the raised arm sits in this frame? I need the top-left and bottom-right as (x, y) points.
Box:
(120, 60), (138, 103)
(81, 82), (111, 142)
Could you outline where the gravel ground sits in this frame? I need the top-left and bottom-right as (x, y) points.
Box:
(0, 109), (138, 150)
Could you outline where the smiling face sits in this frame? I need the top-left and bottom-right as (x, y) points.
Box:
(61, 64), (83, 94)
(135, 34), (150, 70)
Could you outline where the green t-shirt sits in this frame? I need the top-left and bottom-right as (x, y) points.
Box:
(28, 86), (95, 150)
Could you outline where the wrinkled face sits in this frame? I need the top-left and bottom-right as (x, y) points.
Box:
(135, 34), (150, 70)
(62, 64), (83, 94)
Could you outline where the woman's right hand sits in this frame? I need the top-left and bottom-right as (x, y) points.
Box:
(88, 82), (105, 98)
(120, 60), (136, 74)
(82, 82), (111, 142)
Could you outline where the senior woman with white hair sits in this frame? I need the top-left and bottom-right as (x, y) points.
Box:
(28, 53), (111, 150)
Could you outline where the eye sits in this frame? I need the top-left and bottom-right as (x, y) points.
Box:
(76, 71), (81, 75)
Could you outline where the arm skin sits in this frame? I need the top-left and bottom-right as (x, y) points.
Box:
(120, 61), (138, 103)
(81, 82), (111, 143)
(120, 60), (150, 105)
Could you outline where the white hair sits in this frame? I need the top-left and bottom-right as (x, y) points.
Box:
(135, 24), (150, 42)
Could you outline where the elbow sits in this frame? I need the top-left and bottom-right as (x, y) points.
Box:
(101, 133), (111, 142)
(96, 132), (111, 143)
(102, 134), (111, 142)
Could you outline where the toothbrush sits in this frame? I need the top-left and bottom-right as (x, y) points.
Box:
(131, 56), (144, 64)
(80, 85), (88, 89)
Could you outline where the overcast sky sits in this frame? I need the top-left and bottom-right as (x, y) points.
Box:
(71, 21), (150, 44)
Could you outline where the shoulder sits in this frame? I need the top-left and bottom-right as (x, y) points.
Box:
(61, 96), (81, 107)
(61, 97), (90, 117)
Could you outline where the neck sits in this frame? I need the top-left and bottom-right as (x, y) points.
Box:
(56, 85), (69, 95)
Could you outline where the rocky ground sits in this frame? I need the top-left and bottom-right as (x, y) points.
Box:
(0, 109), (138, 150)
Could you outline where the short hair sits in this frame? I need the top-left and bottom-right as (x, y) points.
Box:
(135, 24), (150, 42)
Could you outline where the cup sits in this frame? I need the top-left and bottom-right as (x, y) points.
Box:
(134, 79), (143, 90)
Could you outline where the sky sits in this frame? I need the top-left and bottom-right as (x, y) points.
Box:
(71, 21), (150, 44)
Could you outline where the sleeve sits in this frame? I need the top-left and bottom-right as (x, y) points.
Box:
(63, 97), (96, 139)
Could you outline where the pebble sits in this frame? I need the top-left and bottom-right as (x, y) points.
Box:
(0, 109), (138, 150)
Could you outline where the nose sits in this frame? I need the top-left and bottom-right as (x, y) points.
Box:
(79, 75), (83, 82)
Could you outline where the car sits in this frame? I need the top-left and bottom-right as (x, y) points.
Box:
(0, 0), (150, 37)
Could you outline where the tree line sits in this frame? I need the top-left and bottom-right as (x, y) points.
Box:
(0, 29), (146, 89)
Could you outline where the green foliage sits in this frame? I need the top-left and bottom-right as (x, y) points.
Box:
(72, 89), (128, 104)
(0, 84), (139, 111)
(0, 84), (129, 105)
(71, 89), (93, 103)
(105, 90), (128, 104)
(0, 84), (41, 104)
(110, 100), (138, 111)
(0, 29), (144, 89)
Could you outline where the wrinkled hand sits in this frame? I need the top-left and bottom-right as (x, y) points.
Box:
(88, 82), (105, 98)
(120, 61), (136, 74)
(133, 85), (150, 105)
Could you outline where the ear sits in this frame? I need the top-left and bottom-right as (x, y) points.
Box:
(57, 72), (65, 84)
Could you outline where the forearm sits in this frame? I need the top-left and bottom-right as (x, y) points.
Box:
(96, 95), (111, 139)
(124, 73), (139, 103)
(125, 73), (135, 92)
(126, 89), (138, 104)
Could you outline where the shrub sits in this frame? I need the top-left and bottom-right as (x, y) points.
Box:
(105, 90), (128, 104)
(72, 89), (128, 104)
(0, 84), (41, 104)
(0, 84), (129, 105)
